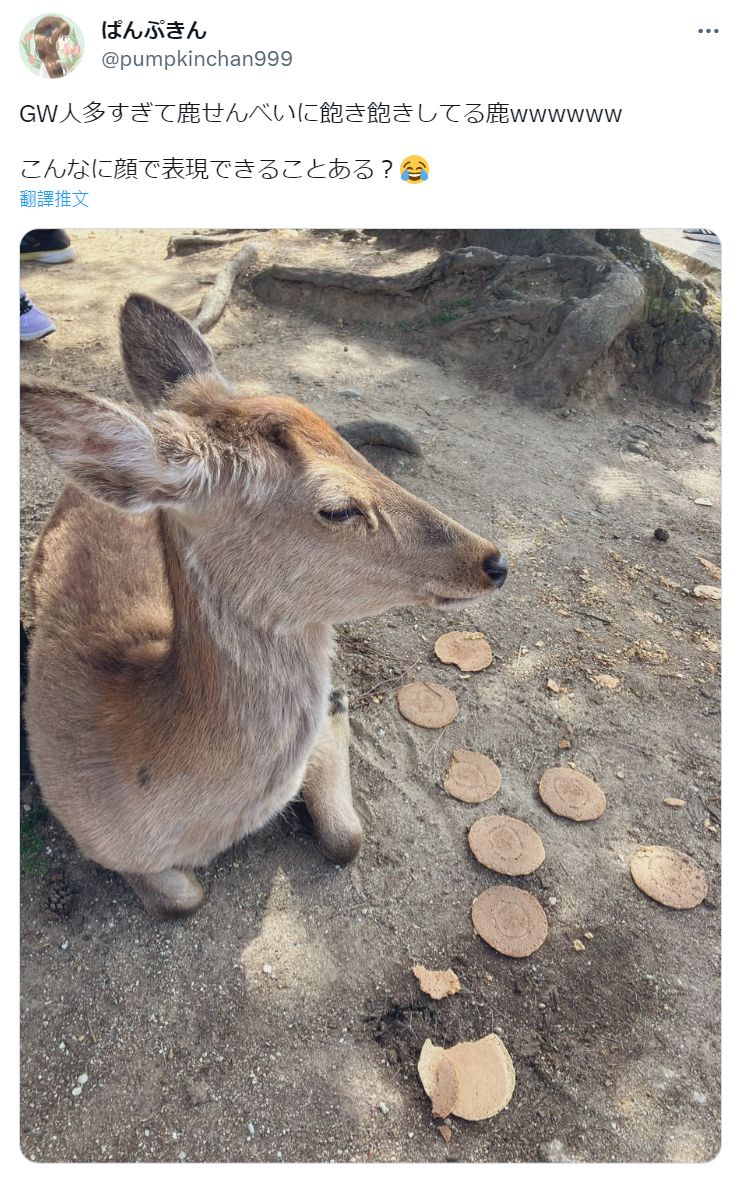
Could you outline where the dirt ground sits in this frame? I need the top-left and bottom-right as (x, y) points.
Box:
(19, 229), (721, 1163)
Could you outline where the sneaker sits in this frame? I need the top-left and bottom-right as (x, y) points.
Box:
(682, 229), (720, 245)
(20, 291), (56, 341)
(20, 228), (76, 264)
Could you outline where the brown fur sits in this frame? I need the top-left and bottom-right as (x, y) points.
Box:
(22, 296), (506, 918)
(34, 16), (70, 78)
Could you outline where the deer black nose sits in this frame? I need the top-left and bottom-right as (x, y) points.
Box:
(483, 552), (508, 588)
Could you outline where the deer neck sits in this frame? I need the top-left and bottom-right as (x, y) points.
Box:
(157, 512), (334, 735)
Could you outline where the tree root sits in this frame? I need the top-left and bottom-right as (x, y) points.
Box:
(167, 233), (250, 257)
(190, 243), (258, 334)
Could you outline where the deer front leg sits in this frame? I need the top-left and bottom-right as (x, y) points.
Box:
(301, 688), (362, 864)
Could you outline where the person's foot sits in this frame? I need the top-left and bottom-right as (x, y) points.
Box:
(682, 229), (720, 245)
(20, 291), (56, 341)
(20, 228), (76, 264)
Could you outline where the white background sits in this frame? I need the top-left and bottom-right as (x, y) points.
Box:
(4, 1), (733, 1175)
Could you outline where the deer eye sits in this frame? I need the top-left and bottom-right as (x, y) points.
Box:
(318, 505), (361, 523)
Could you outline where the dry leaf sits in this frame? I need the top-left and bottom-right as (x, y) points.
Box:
(693, 585), (721, 602)
(697, 556), (721, 580)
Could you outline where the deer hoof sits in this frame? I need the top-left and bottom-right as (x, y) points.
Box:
(319, 823), (363, 865)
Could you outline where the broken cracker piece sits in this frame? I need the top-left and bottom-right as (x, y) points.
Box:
(442, 750), (501, 803)
(418, 1040), (459, 1119)
(434, 630), (492, 672)
(418, 1035), (515, 1122)
(412, 963), (461, 1000)
(397, 682), (459, 729)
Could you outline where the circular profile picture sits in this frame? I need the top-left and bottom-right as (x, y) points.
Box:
(20, 13), (83, 77)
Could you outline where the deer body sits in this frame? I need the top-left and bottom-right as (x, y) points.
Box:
(28, 488), (332, 875)
(22, 296), (507, 917)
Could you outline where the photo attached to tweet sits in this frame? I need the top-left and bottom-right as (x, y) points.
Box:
(19, 225), (721, 1166)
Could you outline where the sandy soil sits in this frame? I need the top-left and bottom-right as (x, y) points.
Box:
(20, 229), (720, 1163)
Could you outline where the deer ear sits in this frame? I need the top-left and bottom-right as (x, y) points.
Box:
(119, 294), (219, 409)
(21, 384), (208, 513)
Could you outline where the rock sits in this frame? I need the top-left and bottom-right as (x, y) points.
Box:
(694, 431), (717, 444)
(653, 528), (670, 542)
(378, 1102), (389, 1116)
(694, 497), (713, 507)
(693, 585), (721, 601)
(627, 439), (650, 456)
(339, 388), (363, 399)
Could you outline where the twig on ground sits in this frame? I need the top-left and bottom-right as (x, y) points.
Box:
(572, 608), (613, 625)
(352, 659), (424, 704)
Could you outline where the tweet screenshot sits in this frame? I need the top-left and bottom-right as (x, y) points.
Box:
(7, 0), (731, 1171)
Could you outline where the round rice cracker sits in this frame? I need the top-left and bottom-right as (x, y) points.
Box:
(468, 815), (545, 876)
(471, 884), (548, 958)
(443, 749), (501, 803)
(434, 630), (493, 672)
(397, 682), (459, 729)
(538, 767), (606, 821)
(418, 1035), (515, 1121)
(445, 1034), (516, 1121)
(630, 845), (708, 910)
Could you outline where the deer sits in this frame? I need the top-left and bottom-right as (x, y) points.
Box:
(21, 295), (508, 919)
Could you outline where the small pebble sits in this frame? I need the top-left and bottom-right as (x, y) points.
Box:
(653, 528), (669, 542)
(378, 1102), (389, 1116)
(262, 964), (273, 975)
(247, 1122), (255, 1136)
(573, 939), (586, 952)
(71, 1086), (82, 1097)
(339, 388), (362, 399)
(627, 439), (650, 456)
(77, 1073), (88, 1085)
